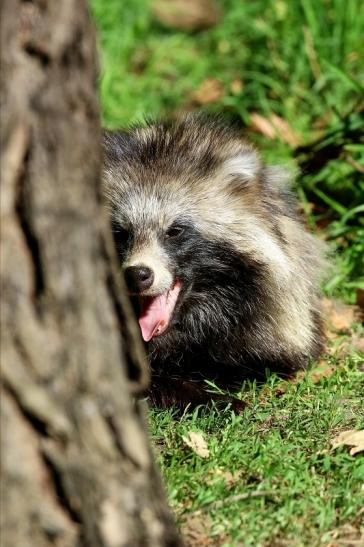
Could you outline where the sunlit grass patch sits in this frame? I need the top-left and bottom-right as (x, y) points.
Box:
(150, 358), (364, 544)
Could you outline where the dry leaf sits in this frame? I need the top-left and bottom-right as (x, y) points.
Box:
(322, 297), (359, 331)
(250, 112), (302, 147)
(191, 78), (224, 105)
(322, 298), (363, 359)
(180, 513), (212, 547)
(206, 467), (242, 488)
(331, 429), (364, 456)
(182, 431), (210, 458)
(215, 468), (242, 487)
(152, 0), (222, 31)
(310, 362), (337, 383)
(250, 112), (276, 139)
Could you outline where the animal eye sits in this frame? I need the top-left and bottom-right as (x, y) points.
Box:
(111, 223), (130, 246)
(165, 225), (184, 239)
(117, 228), (129, 241)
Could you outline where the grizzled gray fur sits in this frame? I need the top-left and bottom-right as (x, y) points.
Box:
(102, 115), (326, 407)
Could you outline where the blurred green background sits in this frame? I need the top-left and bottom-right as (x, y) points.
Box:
(91, 0), (364, 302)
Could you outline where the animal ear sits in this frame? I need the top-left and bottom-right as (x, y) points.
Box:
(220, 147), (261, 185)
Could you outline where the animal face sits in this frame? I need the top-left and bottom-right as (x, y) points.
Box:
(111, 201), (265, 350)
(103, 117), (269, 353)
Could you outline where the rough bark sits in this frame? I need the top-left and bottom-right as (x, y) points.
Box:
(0, 1), (181, 545)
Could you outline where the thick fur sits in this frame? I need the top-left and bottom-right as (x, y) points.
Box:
(102, 114), (326, 407)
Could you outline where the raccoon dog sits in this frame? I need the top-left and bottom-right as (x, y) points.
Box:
(102, 115), (326, 407)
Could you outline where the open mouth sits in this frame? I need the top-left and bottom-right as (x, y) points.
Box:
(138, 279), (182, 342)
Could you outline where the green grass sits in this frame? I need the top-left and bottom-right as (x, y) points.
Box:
(150, 353), (364, 545)
(90, 1), (364, 544)
(92, 0), (364, 130)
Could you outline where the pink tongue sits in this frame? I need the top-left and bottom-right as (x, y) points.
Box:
(139, 281), (181, 342)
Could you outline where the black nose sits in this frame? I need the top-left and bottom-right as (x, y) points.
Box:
(124, 265), (154, 293)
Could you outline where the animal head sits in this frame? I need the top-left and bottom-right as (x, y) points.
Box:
(102, 115), (324, 360)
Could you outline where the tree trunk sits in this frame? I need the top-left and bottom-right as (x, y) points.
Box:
(0, 1), (181, 545)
